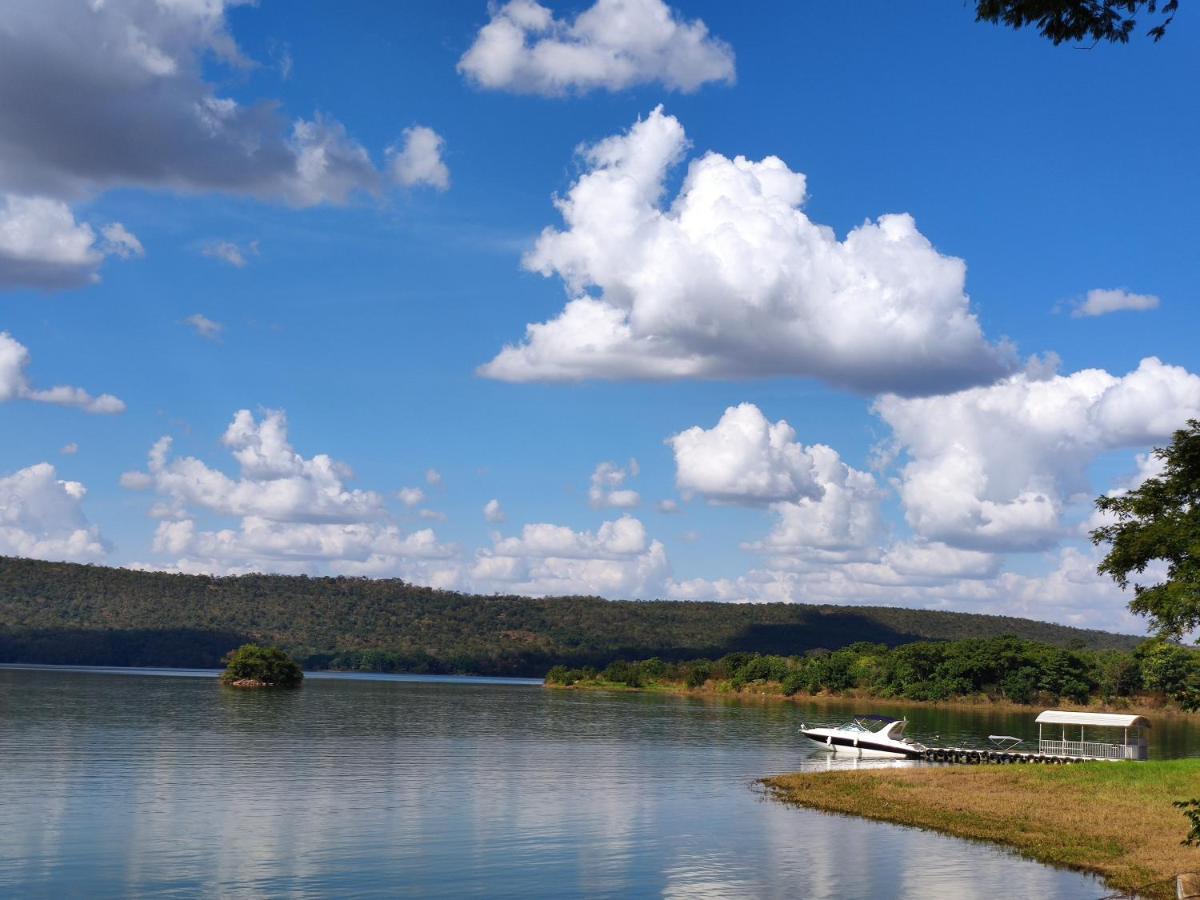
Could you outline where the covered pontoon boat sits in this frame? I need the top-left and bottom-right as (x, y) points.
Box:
(1035, 710), (1150, 760)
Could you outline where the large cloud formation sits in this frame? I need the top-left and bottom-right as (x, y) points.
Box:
(480, 108), (1012, 396)
(458, 0), (734, 95)
(0, 331), (125, 413)
(0, 0), (451, 291)
(876, 357), (1200, 552)
(123, 409), (456, 577)
(0, 0), (380, 205)
(0, 463), (107, 562)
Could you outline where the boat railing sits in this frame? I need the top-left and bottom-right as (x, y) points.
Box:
(1037, 738), (1139, 760)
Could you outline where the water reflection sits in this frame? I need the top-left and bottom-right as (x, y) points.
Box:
(0, 669), (1173, 897)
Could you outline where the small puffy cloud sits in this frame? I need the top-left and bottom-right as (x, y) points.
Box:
(669, 403), (822, 505)
(183, 313), (224, 341)
(387, 126), (450, 190)
(0, 462), (107, 562)
(589, 460), (640, 508)
(418, 509), (447, 522)
(0, 1), (380, 207)
(425, 468), (442, 487)
(1071, 288), (1160, 318)
(126, 409), (455, 576)
(483, 498), (506, 523)
(470, 514), (668, 598)
(397, 487), (425, 507)
(458, 0), (734, 96)
(480, 108), (1011, 396)
(0, 194), (142, 290)
(0, 331), (125, 413)
(202, 239), (258, 268)
(656, 498), (679, 513)
(875, 357), (1200, 551)
(100, 223), (144, 259)
(669, 403), (883, 561)
(60, 442), (79, 455)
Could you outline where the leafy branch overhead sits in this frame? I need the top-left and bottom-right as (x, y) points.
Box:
(1092, 420), (1200, 640)
(975, 0), (1179, 43)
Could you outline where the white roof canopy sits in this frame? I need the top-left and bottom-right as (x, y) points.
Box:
(1035, 710), (1150, 729)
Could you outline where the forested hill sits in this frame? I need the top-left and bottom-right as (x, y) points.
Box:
(0, 556), (1141, 675)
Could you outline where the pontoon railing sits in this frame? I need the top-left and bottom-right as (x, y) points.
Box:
(1037, 738), (1144, 760)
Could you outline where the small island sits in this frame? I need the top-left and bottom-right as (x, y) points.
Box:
(220, 644), (304, 689)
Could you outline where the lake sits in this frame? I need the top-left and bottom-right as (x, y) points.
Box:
(2, 667), (1194, 898)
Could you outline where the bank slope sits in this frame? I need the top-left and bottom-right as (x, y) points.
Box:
(0, 556), (1141, 674)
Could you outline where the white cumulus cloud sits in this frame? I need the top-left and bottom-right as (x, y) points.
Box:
(589, 459), (640, 508)
(387, 126), (450, 190)
(480, 108), (1011, 395)
(0, 331), (125, 413)
(125, 409), (456, 576)
(0, 0), (381, 207)
(875, 356), (1200, 551)
(1071, 288), (1160, 318)
(483, 498), (506, 523)
(669, 403), (883, 561)
(470, 514), (668, 598)
(0, 194), (142, 290)
(0, 462), (107, 562)
(458, 0), (734, 95)
(397, 487), (425, 507)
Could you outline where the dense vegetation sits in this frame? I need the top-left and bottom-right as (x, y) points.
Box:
(0, 556), (1140, 676)
(220, 644), (304, 688)
(546, 636), (1200, 709)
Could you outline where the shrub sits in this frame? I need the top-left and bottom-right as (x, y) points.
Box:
(220, 644), (304, 688)
(685, 661), (713, 689)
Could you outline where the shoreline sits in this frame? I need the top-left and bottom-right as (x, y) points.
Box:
(762, 760), (1200, 900)
(546, 679), (1200, 718)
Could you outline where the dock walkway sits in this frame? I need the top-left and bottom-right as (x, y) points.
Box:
(923, 746), (1094, 764)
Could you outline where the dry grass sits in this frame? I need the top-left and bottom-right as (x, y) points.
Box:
(764, 760), (1200, 899)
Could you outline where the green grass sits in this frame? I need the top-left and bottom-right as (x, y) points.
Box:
(764, 759), (1200, 899)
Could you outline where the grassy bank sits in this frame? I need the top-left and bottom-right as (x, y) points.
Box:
(763, 760), (1200, 899)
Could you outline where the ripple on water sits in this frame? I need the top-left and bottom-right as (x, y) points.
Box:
(0, 669), (1133, 898)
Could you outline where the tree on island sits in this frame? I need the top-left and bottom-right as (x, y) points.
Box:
(1091, 419), (1200, 642)
(975, 0), (1179, 44)
(220, 644), (304, 688)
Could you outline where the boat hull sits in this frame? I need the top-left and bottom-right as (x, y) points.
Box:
(801, 729), (924, 759)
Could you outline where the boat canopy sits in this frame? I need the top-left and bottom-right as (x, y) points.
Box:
(852, 714), (898, 722)
(1034, 710), (1150, 729)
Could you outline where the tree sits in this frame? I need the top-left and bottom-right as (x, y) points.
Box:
(975, 0), (1179, 44)
(220, 644), (304, 688)
(1091, 420), (1200, 640)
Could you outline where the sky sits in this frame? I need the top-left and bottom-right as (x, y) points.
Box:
(1, 0), (1197, 635)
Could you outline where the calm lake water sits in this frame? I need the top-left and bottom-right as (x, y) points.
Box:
(2, 668), (1196, 899)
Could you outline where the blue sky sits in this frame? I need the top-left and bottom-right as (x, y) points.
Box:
(1, 0), (1196, 634)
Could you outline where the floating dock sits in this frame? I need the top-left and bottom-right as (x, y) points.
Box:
(922, 746), (1092, 765)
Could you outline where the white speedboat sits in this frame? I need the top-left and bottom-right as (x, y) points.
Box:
(800, 714), (926, 759)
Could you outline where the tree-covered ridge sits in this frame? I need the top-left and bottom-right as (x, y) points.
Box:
(0, 556), (1141, 676)
(548, 637), (1200, 710)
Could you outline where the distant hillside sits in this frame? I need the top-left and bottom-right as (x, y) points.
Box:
(0, 556), (1142, 675)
